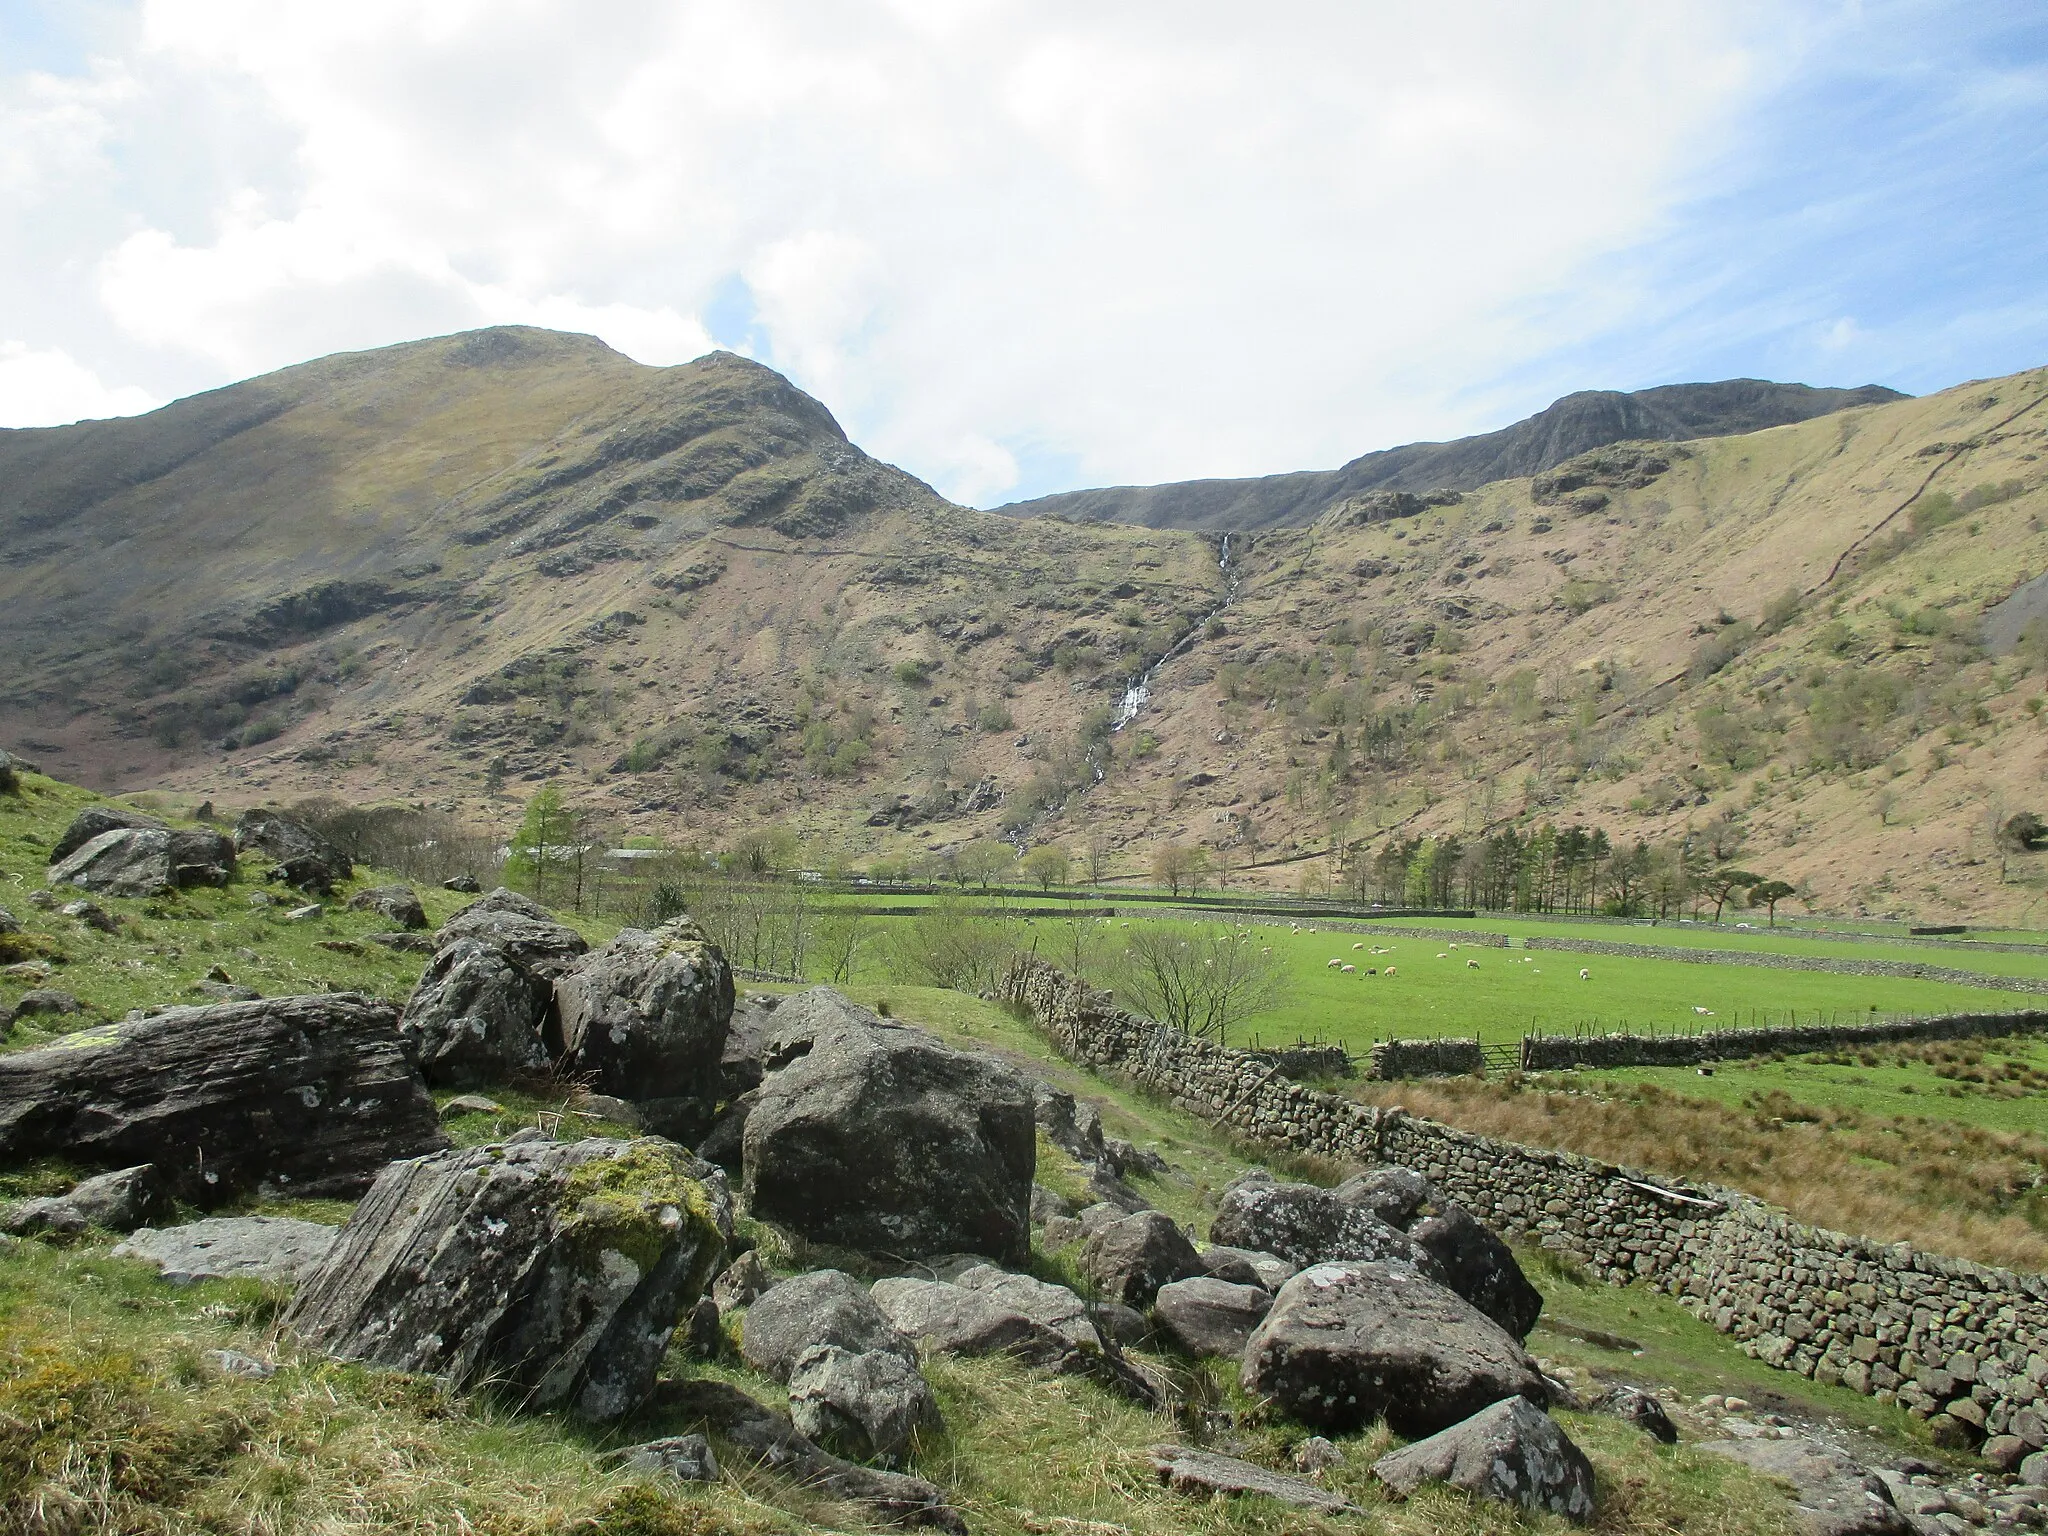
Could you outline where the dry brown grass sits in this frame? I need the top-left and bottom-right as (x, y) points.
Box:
(1354, 1075), (2048, 1274)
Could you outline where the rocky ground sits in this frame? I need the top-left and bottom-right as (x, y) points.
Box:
(4, 778), (2039, 1533)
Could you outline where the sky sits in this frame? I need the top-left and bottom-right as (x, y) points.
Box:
(1, 1), (2043, 507)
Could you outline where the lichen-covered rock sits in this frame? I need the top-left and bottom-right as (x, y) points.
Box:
(1593, 1384), (1677, 1444)
(287, 1136), (728, 1420)
(1698, 1436), (1910, 1535)
(741, 989), (1035, 1263)
(1409, 1205), (1543, 1341)
(1077, 1210), (1203, 1307)
(347, 884), (428, 929)
(235, 809), (352, 894)
(951, 1264), (1101, 1349)
(0, 993), (445, 1203)
(399, 890), (589, 1086)
(48, 825), (236, 897)
(655, 1377), (966, 1531)
(613, 1433), (719, 1482)
(1150, 1444), (1358, 1514)
(1334, 1167), (1435, 1227)
(553, 918), (733, 1141)
(788, 1343), (940, 1464)
(1210, 1176), (1426, 1271)
(1152, 1276), (1272, 1359)
(114, 1215), (340, 1284)
(3, 1163), (174, 1237)
(870, 1276), (1078, 1367)
(741, 1269), (919, 1383)
(49, 806), (164, 865)
(1201, 1243), (1296, 1290)
(1242, 1261), (1547, 1437)
(1373, 1396), (1596, 1523)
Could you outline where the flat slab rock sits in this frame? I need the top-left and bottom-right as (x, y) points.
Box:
(1149, 1444), (1357, 1514)
(114, 1216), (340, 1284)
(1699, 1438), (1912, 1536)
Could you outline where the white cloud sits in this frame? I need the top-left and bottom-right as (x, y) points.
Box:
(0, 342), (160, 427)
(1, 1), (1791, 500)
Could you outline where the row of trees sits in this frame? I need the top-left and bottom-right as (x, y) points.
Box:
(1349, 821), (1804, 922)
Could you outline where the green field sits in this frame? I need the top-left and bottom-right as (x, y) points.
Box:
(968, 914), (2031, 1052)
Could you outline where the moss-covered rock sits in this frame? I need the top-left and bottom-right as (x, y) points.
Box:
(286, 1135), (731, 1419)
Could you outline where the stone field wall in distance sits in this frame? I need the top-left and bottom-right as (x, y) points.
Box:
(999, 957), (2048, 1447)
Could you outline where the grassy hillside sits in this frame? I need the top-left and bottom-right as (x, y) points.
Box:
(3, 329), (2046, 923)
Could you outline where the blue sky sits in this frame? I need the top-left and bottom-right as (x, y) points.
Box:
(0, 1), (2042, 505)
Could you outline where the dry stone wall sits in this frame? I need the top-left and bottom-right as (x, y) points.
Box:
(1522, 1010), (2048, 1071)
(999, 957), (2048, 1444)
(1366, 1037), (1484, 1079)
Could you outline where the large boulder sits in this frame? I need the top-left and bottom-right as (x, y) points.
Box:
(951, 1264), (1101, 1349)
(0, 993), (445, 1204)
(1373, 1396), (1596, 1523)
(1077, 1210), (1204, 1307)
(553, 918), (734, 1141)
(741, 989), (1035, 1263)
(347, 885), (428, 929)
(871, 1276), (1079, 1367)
(286, 1136), (729, 1420)
(49, 806), (164, 864)
(1334, 1167), (1435, 1227)
(3, 1164), (174, 1237)
(235, 809), (352, 894)
(1152, 1276), (1272, 1359)
(48, 825), (236, 897)
(1698, 1436), (1911, 1536)
(114, 1215), (340, 1284)
(399, 889), (589, 1086)
(1409, 1205), (1543, 1341)
(741, 1269), (918, 1382)
(1210, 1176), (1426, 1271)
(1242, 1261), (1548, 1437)
(788, 1343), (939, 1465)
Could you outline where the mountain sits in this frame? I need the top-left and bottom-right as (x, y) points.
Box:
(995, 379), (1908, 529)
(3, 327), (2045, 923)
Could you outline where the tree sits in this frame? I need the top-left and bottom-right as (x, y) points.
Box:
(883, 896), (1019, 992)
(1020, 845), (1071, 891)
(1151, 842), (1204, 897)
(956, 838), (1017, 891)
(1084, 833), (1113, 885)
(1108, 924), (1293, 1045)
(1699, 866), (1762, 923)
(1998, 812), (2048, 882)
(1748, 879), (1796, 926)
(814, 909), (871, 984)
(505, 784), (576, 902)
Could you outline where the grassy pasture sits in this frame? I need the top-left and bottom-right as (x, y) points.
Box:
(1010, 916), (2029, 1051)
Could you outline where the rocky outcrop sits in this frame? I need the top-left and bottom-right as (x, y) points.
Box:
(347, 884), (428, 929)
(1242, 1261), (1547, 1437)
(287, 1136), (728, 1420)
(870, 1276), (1075, 1367)
(1077, 1210), (1203, 1307)
(741, 1269), (918, 1383)
(1594, 1384), (1678, 1444)
(235, 809), (352, 894)
(115, 1215), (341, 1284)
(3, 1163), (173, 1236)
(553, 918), (733, 1141)
(1373, 1396), (1596, 1523)
(788, 1343), (939, 1464)
(1699, 1436), (1911, 1536)
(741, 989), (1035, 1263)
(48, 825), (236, 897)
(399, 889), (589, 1086)
(0, 993), (444, 1203)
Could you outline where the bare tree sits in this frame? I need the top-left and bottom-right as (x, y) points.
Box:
(1084, 833), (1113, 884)
(1108, 924), (1293, 1045)
(884, 896), (1020, 992)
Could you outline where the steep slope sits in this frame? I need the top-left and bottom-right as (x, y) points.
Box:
(997, 379), (1906, 530)
(4, 328), (2045, 922)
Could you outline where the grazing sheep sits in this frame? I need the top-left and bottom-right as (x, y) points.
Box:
(1352, 942), (1366, 950)
(1580, 968), (1591, 980)
(1341, 964), (1356, 973)
(1466, 958), (1479, 969)
(1384, 966), (1396, 976)
(1367, 968), (1377, 976)
(1327, 958), (1343, 969)
(1694, 1006), (1716, 1016)
(1436, 952), (1447, 959)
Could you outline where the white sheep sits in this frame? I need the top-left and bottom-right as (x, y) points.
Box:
(1580, 968), (1591, 980)
(1327, 958), (1343, 969)
(1352, 942), (1366, 950)
(1466, 958), (1479, 969)
(1694, 1006), (1716, 1016)
(1385, 966), (1397, 976)
(1341, 964), (1356, 973)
